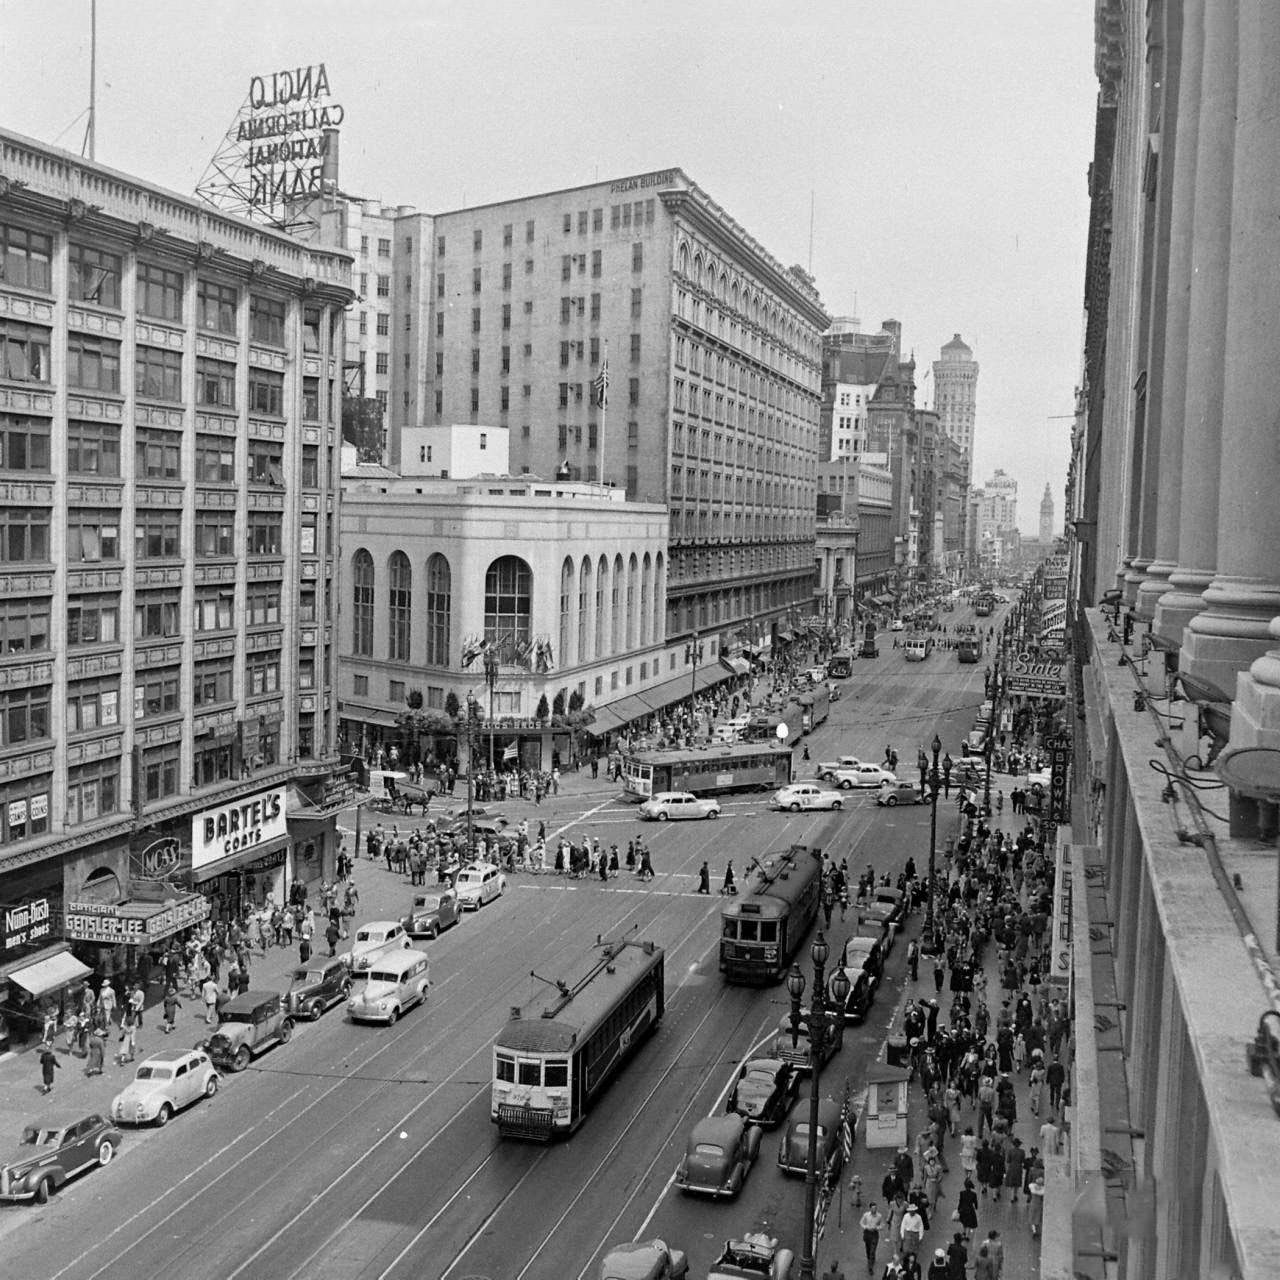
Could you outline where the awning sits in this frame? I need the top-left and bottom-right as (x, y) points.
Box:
(632, 663), (733, 715)
(588, 691), (655, 735)
(721, 656), (751, 677)
(8, 950), (91, 998)
(775, 629), (794, 643)
(872, 594), (895, 606)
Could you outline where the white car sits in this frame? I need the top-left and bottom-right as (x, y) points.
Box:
(816, 754), (866, 781)
(889, 618), (906, 631)
(833, 763), (898, 789)
(1027, 766), (1052, 790)
(455, 860), (508, 909)
(772, 783), (844, 813)
(110, 1049), (219, 1127)
(349, 920), (413, 972)
(638, 791), (722, 821)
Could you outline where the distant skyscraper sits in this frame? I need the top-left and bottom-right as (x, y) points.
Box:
(1040, 483), (1055, 543)
(932, 334), (978, 474)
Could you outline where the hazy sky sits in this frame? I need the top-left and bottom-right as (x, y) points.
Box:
(0, 0), (1095, 534)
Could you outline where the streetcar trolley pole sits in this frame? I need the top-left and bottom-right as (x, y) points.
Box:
(921, 735), (949, 955)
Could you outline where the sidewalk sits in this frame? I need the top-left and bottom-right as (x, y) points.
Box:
(827, 804), (1057, 1279)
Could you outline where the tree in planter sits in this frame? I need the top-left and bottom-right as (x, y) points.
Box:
(552, 688), (567, 718)
(568, 688), (584, 713)
(535, 693), (550, 723)
(406, 688), (424, 711)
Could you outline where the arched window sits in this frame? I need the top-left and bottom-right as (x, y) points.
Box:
(578, 556), (592, 662)
(425, 553), (451, 666)
(559, 557), (575, 668)
(484, 555), (532, 659)
(653, 551), (665, 643)
(388, 551), (411, 662)
(595, 554), (608, 655)
(351, 549), (374, 656)
(612, 554), (624, 653)
(640, 553), (652, 647)
(626, 553), (638, 650)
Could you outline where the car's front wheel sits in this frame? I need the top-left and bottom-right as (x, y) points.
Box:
(839, 779), (853, 789)
(831, 799), (843, 810)
(387, 1006), (399, 1024)
(33, 1178), (52, 1205)
(204, 1075), (219, 1098)
(233, 1046), (251, 1072)
(885, 795), (898, 806)
(278, 1019), (294, 1044)
(97, 1139), (115, 1166)
(789, 801), (801, 812)
(155, 1104), (173, 1128)
(707, 809), (719, 820)
(657, 811), (669, 821)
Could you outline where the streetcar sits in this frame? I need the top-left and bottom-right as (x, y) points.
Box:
(797, 686), (830, 734)
(491, 938), (664, 1140)
(955, 624), (983, 664)
(621, 742), (793, 801)
(720, 845), (824, 984)
(973, 592), (997, 617)
(826, 650), (854, 679)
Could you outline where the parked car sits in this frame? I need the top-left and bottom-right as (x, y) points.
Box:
(876, 780), (923, 807)
(815, 754), (865, 781)
(110, 1050), (219, 1126)
(205, 991), (293, 1072)
(778, 1096), (845, 1180)
(726, 1057), (798, 1128)
(859, 899), (903, 941)
(854, 916), (894, 955)
(349, 920), (413, 973)
(285, 956), (353, 1021)
(770, 1007), (844, 1074)
(859, 636), (880, 658)
(770, 783), (844, 813)
(1027, 766), (1052, 790)
(455, 860), (507, 909)
(889, 618), (906, 631)
(872, 886), (909, 929)
(401, 888), (462, 939)
(441, 816), (508, 844)
(833, 763), (897, 789)
(828, 963), (876, 1023)
(598, 1239), (688, 1280)
(675, 1113), (761, 1199)
(707, 1232), (795, 1280)
(0, 1114), (122, 1204)
(637, 791), (721, 821)
(840, 934), (887, 988)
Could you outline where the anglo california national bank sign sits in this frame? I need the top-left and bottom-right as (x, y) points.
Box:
(191, 788), (287, 871)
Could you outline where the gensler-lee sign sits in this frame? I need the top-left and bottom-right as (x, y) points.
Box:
(192, 787), (287, 870)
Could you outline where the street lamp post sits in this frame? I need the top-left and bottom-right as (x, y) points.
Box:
(684, 633), (705, 727)
(921, 734), (949, 953)
(483, 648), (499, 771)
(984, 654), (1001, 815)
(787, 933), (850, 1280)
(464, 693), (479, 868)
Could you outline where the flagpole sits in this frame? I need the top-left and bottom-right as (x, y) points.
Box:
(599, 340), (608, 486)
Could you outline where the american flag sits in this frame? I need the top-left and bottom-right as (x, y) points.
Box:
(592, 357), (610, 407)
(503, 741), (518, 763)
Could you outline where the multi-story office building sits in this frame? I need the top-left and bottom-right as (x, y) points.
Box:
(1039, 482), (1055, 544)
(425, 170), (828, 643)
(931, 333), (977, 474)
(1066, 2), (1280, 1275)
(0, 128), (352, 1041)
(818, 317), (896, 462)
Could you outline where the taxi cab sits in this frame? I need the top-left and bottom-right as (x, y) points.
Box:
(770, 783), (844, 813)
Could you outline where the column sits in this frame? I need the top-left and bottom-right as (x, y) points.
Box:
(1182, 0), (1280, 702)
(1141, 0), (1202, 625)
(1153, 0), (1236, 646)
(1131, 0), (1183, 618)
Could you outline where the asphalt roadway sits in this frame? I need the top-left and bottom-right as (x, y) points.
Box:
(0, 606), (1005, 1280)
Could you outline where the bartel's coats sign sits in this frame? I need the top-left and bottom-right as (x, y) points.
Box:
(191, 788), (287, 870)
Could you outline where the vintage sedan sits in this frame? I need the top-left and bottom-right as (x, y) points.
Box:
(285, 956), (352, 1020)
(205, 991), (293, 1072)
(876, 780), (923, 806)
(828, 963), (876, 1024)
(871, 886), (909, 929)
(833, 763), (897, 790)
(707, 1232), (795, 1280)
(454, 861), (507, 909)
(638, 791), (721, 821)
(770, 1007), (844, 1074)
(859, 899), (903, 943)
(110, 1050), (219, 1126)
(0, 1114), (122, 1204)
(599, 1239), (688, 1280)
(815, 754), (865, 781)
(402, 888), (462, 939)
(770, 784), (843, 813)
(675, 1113), (761, 1199)
(348, 920), (413, 973)
(726, 1057), (798, 1128)
(777, 1096), (845, 1180)
(840, 934), (886, 988)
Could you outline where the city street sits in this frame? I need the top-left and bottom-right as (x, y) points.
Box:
(0, 609), (1007, 1280)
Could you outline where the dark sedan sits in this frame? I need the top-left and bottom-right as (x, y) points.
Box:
(726, 1057), (798, 1129)
(777, 1096), (845, 1179)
